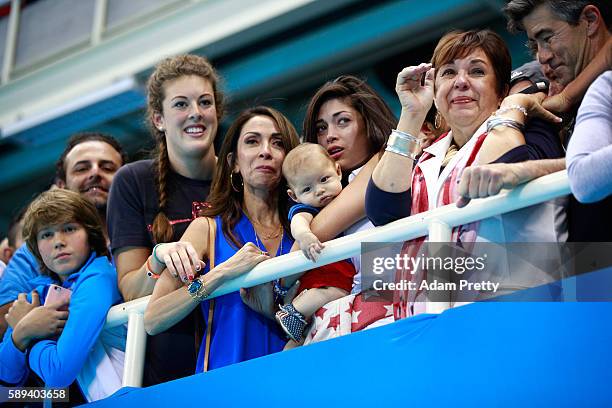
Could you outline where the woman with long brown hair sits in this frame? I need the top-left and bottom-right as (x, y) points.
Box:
(107, 54), (223, 384)
(271, 75), (400, 345)
(144, 106), (299, 372)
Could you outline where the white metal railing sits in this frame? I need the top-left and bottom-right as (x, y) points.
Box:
(104, 170), (571, 386)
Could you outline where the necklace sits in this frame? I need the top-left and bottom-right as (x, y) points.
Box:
(252, 224), (283, 240)
(253, 225), (284, 256)
(245, 211), (283, 240)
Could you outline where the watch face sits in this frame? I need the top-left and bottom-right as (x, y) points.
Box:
(188, 279), (202, 295)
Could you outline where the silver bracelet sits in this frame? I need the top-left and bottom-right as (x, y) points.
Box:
(385, 129), (420, 160)
(486, 116), (525, 134)
(495, 104), (528, 117)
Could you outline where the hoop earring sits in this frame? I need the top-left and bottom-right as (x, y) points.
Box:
(434, 112), (442, 130)
(230, 172), (243, 192)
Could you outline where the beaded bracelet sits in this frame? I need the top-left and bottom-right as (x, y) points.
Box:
(385, 129), (421, 160)
(495, 104), (528, 118)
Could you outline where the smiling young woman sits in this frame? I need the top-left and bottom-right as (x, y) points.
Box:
(106, 54), (224, 385)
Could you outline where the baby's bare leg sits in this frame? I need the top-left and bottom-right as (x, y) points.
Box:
(292, 286), (348, 319)
(283, 339), (302, 350)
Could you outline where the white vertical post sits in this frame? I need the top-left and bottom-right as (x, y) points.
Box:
(426, 219), (452, 314)
(1, 0), (20, 84)
(91, 0), (107, 46)
(122, 312), (147, 387)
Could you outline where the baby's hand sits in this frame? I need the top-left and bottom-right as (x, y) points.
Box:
(297, 232), (324, 262)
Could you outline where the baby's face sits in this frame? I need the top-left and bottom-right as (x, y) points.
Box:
(289, 157), (342, 208)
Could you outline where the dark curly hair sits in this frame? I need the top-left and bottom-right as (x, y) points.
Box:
(302, 75), (396, 164)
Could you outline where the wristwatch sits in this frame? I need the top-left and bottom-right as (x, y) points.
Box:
(187, 276), (210, 301)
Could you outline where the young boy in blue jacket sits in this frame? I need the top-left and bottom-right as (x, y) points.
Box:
(0, 189), (122, 401)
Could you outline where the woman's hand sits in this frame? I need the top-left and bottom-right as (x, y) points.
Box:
(396, 63), (435, 116)
(500, 92), (562, 123)
(154, 241), (205, 283)
(11, 302), (69, 351)
(240, 280), (300, 320)
(6, 292), (40, 329)
(541, 87), (574, 113)
(456, 163), (523, 207)
(219, 242), (270, 280)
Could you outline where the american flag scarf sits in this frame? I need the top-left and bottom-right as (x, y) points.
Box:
(394, 127), (488, 320)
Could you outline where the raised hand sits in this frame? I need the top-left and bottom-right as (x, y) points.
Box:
(396, 63), (435, 115)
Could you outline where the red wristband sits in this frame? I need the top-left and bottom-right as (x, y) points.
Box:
(145, 256), (161, 279)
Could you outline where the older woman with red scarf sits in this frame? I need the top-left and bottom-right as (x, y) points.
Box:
(366, 29), (565, 318)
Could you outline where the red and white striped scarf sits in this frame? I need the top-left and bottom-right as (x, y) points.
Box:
(394, 125), (489, 319)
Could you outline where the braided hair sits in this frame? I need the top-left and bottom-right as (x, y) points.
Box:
(146, 54), (224, 243)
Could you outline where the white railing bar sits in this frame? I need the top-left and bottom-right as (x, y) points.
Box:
(104, 170), (570, 329)
(122, 312), (146, 387)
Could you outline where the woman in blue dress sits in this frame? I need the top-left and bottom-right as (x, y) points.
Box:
(144, 106), (299, 371)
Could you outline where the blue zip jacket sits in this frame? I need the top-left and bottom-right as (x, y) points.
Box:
(0, 244), (39, 306)
(0, 253), (122, 387)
